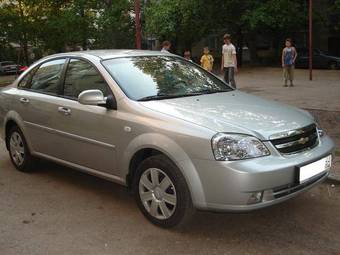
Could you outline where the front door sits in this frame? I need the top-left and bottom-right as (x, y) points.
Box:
(48, 58), (119, 175)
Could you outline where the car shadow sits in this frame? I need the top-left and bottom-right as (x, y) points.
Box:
(35, 159), (135, 207)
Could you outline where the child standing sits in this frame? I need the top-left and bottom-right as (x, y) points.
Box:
(221, 34), (237, 88)
(281, 38), (297, 87)
(184, 50), (193, 62)
(200, 47), (214, 71)
(161, 40), (171, 53)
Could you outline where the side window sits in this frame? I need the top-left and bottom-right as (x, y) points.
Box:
(29, 59), (66, 94)
(18, 66), (38, 89)
(63, 59), (110, 99)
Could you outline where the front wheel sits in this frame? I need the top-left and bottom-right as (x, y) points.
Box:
(134, 155), (194, 228)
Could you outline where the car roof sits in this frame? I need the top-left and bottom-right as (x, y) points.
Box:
(45, 49), (173, 60)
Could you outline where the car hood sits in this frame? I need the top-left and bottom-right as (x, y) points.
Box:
(139, 91), (314, 140)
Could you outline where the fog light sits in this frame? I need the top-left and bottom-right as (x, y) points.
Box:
(262, 190), (274, 202)
(247, 191), (263, 204)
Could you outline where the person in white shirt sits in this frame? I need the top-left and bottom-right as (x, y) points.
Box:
(221, 34), (237, 88)
(183, 50), (193, 62)
(161, 41), (171, 53)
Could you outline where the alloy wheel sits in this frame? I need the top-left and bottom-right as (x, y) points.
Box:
(9, 131), (25, 166)
(139, 168), (177, 220)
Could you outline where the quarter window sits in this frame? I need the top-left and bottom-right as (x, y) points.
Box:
(30, 59), (66, 94)
(18, 66), (38, 89)
(63, 59), (110, 98)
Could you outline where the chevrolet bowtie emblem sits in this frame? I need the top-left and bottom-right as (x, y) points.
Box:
(298, 137), (309, 145)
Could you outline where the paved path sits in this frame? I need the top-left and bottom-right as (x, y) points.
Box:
(0, 74), (17, 87)
(235, 67), (340, 111)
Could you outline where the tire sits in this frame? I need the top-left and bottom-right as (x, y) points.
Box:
(328, 61), (338, 70)
(134, 154), (194, 228)
(6, 125), (35, 172)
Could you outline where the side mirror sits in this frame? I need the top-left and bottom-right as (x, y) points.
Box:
(78, 89), (106, 106)
(103, 94), (117, 110)
(78, 89), (117, 110)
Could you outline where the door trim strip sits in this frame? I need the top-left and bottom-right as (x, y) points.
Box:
(24, 121), (116, 150)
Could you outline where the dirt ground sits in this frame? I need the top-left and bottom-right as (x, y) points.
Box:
(0, 68), (340, 255)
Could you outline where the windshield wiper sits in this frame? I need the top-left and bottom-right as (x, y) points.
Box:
(138, 94), (181, 101)
(138, 92), (207, 101)
(138, 89), (231, 101)
(195, 89), (231, 94)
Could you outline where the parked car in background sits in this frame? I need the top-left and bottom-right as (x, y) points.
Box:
(0, 61), (19, 75)
(0, 61), (27, 75)
(0, 50), (335, 228)
(295, 48), (340, 69)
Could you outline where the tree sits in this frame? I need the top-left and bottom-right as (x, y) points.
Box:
(0, 0), (39, 64)
(0, 0), (135, 59)
(33, 0), (98, 52)
(144, 0), (208, 50)
(93, 0), (135, 49)
(329, 0), (340, 32)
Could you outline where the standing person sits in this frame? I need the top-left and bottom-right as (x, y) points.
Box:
(282, 38), (297, 87)
(200, 47), (214, 71)
(183, 50), (192, 62)
(161, 41), (171, 53)
(221, 34), (237, 88)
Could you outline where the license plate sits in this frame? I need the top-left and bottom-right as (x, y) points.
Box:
(299, 155), (332, 183)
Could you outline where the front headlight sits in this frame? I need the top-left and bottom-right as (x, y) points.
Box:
(211, 133), (270, 161)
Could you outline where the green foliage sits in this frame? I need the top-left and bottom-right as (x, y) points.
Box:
(330, 0), (340, 31)
(145, 0), (208, 48)
(0, 0), (135, 62)
(94, 0), (135, 49)
(144, 0), (308, 49)
(244, 0), (307, 32)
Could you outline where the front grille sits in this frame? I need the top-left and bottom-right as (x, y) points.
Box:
(270, 124), (319, 154)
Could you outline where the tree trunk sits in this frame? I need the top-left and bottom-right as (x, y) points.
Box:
(18, 0), (29, 65)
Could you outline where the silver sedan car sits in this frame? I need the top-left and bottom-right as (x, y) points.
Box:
(0, 50), (335, 228)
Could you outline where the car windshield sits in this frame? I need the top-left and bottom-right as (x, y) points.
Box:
(102, 56), (232, 101)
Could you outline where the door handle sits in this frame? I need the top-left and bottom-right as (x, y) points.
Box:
(58, 107), (71, 116)
(19, 97), (29, 104)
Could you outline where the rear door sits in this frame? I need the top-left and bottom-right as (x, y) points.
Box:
(16, 58), (67, 155)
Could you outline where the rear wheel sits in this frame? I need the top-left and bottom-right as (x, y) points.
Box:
(134, 154), (194, 228)
(7, 126), (35, 172)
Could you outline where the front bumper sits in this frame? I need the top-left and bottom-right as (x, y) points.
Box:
(190, 135), (335, 212)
